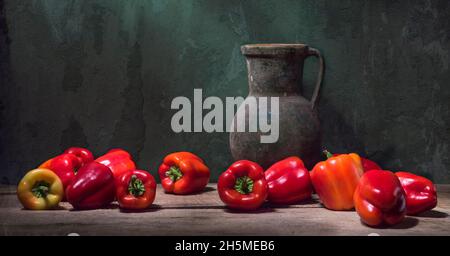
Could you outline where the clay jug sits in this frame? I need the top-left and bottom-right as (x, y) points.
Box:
(229, 44), (324, 169)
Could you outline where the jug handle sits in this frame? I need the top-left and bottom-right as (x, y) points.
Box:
(305, 47), (325, 109)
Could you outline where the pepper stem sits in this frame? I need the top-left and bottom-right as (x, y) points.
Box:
(323, 150), (333, 159)
(234, 176), (254, 195)
(128, 175), (145, 197)
(165, 166), (183, 182)
(31, 181), (50, 198)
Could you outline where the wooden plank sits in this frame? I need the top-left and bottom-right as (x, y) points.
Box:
(0, 184), (449, 236)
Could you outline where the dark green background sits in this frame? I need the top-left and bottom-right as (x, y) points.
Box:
(1, 0), (449, 183)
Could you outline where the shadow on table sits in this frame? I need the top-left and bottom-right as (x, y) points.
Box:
(68, 203), (120, 211)
(154, 204), (225, 210)
(202, 186), (216, 193)
(152, 204), (276, 214)
(416, 210), (448, 218)
(363, 217), (419, 229)
(223, 207), (276, 214)
(120, 205), (161, 213)
(187, 186), (216, 194)
(390, 217), (419, 229)
(161, 186), (216, 195)
(265, 198), (321, 209)
(21, 205), (68, 211)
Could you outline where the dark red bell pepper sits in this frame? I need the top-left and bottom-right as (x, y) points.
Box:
(158, 152), (210, 194)
(39, 153), (81, 191)
(265, 156), (312, 204)
(354, 170), (407, 226)
(218, 160), (268, 210)
(333, 153), (381, 172)
(66, 161), (116, 210)
(95, 149), (136, 181)
(64, 147), (94, 166)
(396, 172), (437, 215)
(116, 170), (157, 210)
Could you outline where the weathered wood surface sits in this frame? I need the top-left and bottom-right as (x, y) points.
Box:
(1, 184), (449, 236)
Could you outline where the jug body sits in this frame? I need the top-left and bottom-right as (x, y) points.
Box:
(229, 44), (324, 169)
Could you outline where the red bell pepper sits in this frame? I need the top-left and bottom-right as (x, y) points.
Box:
(395, 172), (437, 215)
(265, 156), (312, 204)
(361, 158), (382, 172)
(218, 160), (268, 210)
(333, 153), (381, 172)
(64, 147), (94, 166)
(95, 149), (136, 180)
(66, 161), (116, 210)
(39, 153), (81, 191)
(107, 148), (132, 156)
(354, 170), (407, 226)
(310, 151), (364, 210)
(116, 170), (157, 210)
(158, 152), (210, 194)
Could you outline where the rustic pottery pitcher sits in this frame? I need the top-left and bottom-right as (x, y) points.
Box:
(229, 44), (324, 169)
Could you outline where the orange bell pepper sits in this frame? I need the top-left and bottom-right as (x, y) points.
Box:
(158, 152), (210, 194)
(310, 150), (364, 210)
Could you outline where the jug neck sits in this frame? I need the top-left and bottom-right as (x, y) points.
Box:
(242, 44), (308, 96)
(245, 56), (304, 96)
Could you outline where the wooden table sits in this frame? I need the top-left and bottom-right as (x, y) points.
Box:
(1, 184), (449, 236)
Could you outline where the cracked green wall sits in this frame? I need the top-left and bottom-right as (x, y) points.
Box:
(0, 0), (449, 183)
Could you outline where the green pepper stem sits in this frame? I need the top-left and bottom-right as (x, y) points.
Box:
(234, 176), (254, 195)
(165, 166), (183, 182)
(323, 150), (333, 159)
(128, 175), (146, 197)
(31, 181), (50, 198)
